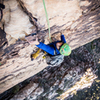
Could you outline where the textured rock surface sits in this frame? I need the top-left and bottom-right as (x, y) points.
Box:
(9, 38), (100, 100)
(0, 28), (7, 48)
(2, 0), (35, 45)
(0, 0), (100, 94)
(20, 0), (82, 31)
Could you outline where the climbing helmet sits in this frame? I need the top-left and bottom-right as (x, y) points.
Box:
(59, 43), (71, 56)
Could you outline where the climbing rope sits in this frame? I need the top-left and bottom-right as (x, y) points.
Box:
(42, 0), (52, 42)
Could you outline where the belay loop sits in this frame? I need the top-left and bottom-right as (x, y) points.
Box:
(42, 0), (52, 42)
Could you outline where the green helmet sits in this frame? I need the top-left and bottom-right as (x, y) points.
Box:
(59, 43), (71, 56)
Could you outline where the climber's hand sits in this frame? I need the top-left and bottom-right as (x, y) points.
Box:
(29, 37), (39, 45)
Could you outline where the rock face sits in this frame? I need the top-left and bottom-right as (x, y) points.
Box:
(7, 38), (100, 100)
(0, 28), (7, 48)
(20, 0), (82, 31)
(0, 0), (100, 94)
(2, 0), (35, 45)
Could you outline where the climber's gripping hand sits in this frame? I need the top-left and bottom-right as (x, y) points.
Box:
(29, 36), (39, 45)
(25, 34), (39, 46)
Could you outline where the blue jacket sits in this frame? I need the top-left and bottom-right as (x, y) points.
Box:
(36, 34), (66, 55)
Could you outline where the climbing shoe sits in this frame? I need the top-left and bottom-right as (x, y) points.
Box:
(31, 48), (41, 60)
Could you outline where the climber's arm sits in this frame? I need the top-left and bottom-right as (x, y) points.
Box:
(36, 42), (54, 55)
(61, 34), (66, 43)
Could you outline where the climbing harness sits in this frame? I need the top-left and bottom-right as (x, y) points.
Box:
(42, 0), (52, 42)
(45, 45), (64, 66)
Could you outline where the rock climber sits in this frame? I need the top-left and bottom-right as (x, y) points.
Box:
(25, 0), (71, 66)
(26, 33), (71, 66)
(29, 34), (71, 56)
